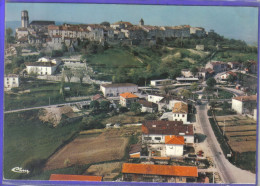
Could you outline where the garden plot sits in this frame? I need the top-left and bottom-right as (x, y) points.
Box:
(215, 115), (256, 153)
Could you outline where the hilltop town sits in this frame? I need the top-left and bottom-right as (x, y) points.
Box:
(3, 10), (258, 184)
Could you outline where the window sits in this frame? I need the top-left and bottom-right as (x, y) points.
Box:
(174, 114), (176, 117)
(178, 114), (179, 117)
(144, 137), (152, 140)
(183, 115), (185, 117)
(155, 137), (161, 140)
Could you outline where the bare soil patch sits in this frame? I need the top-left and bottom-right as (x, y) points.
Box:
(86, 162), (123, 181)
(44, 126), (141, 171)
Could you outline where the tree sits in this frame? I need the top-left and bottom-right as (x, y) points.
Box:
(90, 100), (100, 110)
(100, 101), (110, 111)
(162, 85), (170, 95)
(179, 89), (192, 99)
(222, 101), (230, 111)
(191, 82), (198, 91)
(206, 77), (216, 88)
(190, 66), (198, 77)
(227, 74), (236, 83)
(130, 102), (141, 115)
(5, 28), (15, 43)
(75, 69), (86, 84)
(64, 67), (73, 83)
(51, 50), (63, 57)
(144, 113), (157, 120)
(100, 21), (110, 27)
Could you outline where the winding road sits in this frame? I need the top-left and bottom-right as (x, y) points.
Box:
(196, 103), (256, 184)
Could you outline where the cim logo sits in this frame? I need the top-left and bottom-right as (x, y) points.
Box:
(11, 167), (30, 174)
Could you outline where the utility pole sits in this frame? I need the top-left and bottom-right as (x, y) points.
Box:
(223, 119), (225, 136)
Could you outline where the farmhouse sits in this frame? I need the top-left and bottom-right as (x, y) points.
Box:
(100, 83), (138, 97)
(49, 174), (102, 181)
(4, 74), (19, 89)
(25, 62), (58, 75)
(120, 92), (139, 107)
(122, 163), (198, 183)
(172, 102), (189, 124)
(232, 95), (257, 115)
(142, 120), (194, 144)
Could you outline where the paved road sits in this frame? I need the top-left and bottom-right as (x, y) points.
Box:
(4, 100), (91, 114)
(217, 86), (245, 97)
(196, 103), (256, 184)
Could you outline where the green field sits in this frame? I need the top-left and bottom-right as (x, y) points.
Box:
(4, 79), (99, 110)
(3, 110), (82, 179)
(213, 50), (257, 62)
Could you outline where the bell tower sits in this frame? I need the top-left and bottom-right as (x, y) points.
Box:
(139, 18), (144, 26)
(21, 10), (29, 28)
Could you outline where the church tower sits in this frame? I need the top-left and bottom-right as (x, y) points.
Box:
(139, 18), (144, 26)
(21, 10), (29, 28)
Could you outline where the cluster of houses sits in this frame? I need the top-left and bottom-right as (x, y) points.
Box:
(99, 82), (198, 183)
(16, 10), (207, 48)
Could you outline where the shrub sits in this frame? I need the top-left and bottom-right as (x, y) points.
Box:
(22, 157), (46, 176)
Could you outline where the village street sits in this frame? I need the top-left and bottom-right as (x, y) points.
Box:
(196, 103), (256, 184)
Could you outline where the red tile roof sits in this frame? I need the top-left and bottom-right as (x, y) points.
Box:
(142, 120), (193, 136)
(172, 102), (188, 114)
(49, 174), (102, 181)
(120, 92), (138, 99)
(233, 95), (257, 102)
(165, 135), (185, 145)
(122, 163), (198, 177)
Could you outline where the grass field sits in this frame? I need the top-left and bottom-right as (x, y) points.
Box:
(3, 110), (81, 179)
(213, 50), (257, 62)
(4, 79), (99, 110)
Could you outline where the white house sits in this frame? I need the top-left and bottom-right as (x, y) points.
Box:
(142, 120), (194, 145)
(147, 94), (164, 104)
(150, 79), (172, 86)
(232, 95), (257, 115)
(25, 62), (57, 75)
(172, 102), (189, 124)
(205, 61), (229, 73)
(100, 83), (138, 97)
(120, 92), (139, 107)
(4, 74), (19, 89)
(165, 135), (184, 157)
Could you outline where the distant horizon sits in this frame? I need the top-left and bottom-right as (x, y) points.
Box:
(5, 3), (258, 45)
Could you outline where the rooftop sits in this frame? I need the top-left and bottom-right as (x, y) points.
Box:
(49, 174), (102, 181)
(25, 62), (56, 67)
(172, 102), (188, 114)
(142, 120), (193, 136)
(129, 144), (142, 154)
(233, 95), (257, 102)
(165, 135), (185, 145)
(122, 163), (198, 177)
(120, 92), (139, 99)
(138, 99), (157, 108)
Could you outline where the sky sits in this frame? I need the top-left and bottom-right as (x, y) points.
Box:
(5, 3), (259, 45)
